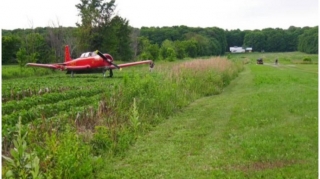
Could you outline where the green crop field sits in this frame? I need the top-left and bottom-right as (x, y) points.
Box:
(2, 52), (318, 178)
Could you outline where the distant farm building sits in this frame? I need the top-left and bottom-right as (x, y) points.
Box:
(230, 46), (252, 53)
(245, 47), (252, 52)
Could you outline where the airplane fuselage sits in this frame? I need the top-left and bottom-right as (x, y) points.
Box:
(64, 55), (112, 70)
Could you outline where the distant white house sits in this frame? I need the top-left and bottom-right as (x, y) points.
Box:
(245, 47), (252, 52)
(230, 46), (253, 53)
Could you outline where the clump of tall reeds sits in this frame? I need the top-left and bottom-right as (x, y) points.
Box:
(168, 57), (243, 96)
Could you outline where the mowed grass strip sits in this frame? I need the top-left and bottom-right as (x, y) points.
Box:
(98, 63), (318, 178)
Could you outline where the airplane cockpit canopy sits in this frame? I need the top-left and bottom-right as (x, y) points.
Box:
(80, 51), (97, 58)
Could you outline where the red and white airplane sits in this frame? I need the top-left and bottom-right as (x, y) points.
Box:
(26, 45), (154, 77)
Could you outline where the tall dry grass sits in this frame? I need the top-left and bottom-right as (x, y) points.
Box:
(175, 57), (234, 72)
(165, 57), (243, 96)
(83, 57), (244, 155)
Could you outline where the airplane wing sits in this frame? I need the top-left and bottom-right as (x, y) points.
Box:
(26, 63), (63, 70)
(108, 60), (154, 69)
(26, 63), (90, 71)
(64, 65), (91, 70)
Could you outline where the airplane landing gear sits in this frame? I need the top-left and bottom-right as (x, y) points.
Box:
(109, 69), (113, 77)
(102, 69), (113, 77)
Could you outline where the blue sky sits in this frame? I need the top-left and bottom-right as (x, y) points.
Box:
(1, 0), (318, 30)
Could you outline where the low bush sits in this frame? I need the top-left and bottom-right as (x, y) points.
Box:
(2, 118), (43, 179)
(302, 57), (312, 64)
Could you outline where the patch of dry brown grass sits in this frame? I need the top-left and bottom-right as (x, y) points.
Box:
(167, 57), (240, 79)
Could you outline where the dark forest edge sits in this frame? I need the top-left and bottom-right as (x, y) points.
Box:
(3, 25), (318, 65)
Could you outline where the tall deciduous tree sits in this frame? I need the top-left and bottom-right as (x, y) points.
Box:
(76, 0), (116, 52)
(173, 40), (187, 59)
(286, 26), (304, 51)
(2, 35), (21, 64)
(160, 40), (176, 61)
(262, 28), (288, 52)
(137, 37), (160, 61)
(16, 47), (28, 69)
(24, 33), (53, 63)
(244, 31), (265, 52)
(298, 26), (318, 54)
(103, 16), (133, 61)
(76, 0), (133, 61)
(226, 29), (245, 49)
(183, 40), (198, 58)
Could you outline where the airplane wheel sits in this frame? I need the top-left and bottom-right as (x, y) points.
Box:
(109, 69), (113, 77)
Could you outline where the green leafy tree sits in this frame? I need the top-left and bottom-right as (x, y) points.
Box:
(137, 37), (152, 60)
(184, 33), (211, 56)
(2, 35), (21, 64)
(298, 26), (318, 54)
(137, 37), (160, 60)
(24, 33), (53, 63)
(244, 30), (265, 52)
(286, 26), (304, 51)
(262, 28), (287, 52)
(140, 26), (227, 56)
(138, 36), (151, 54)
(76, 0), (116, 52)
(76, 0), (133, 61)
(148, 44), (160, 60)
(204, 27), (227, 55)
(226, 29), (245, 50)
(105, 16), (133, 61)
(173, 40), (187, 59)
(160, 39), (176, 61)
(210, 38), (221, 56)
(165, 48), (176, 61)
(16, 48), (28, 70)
(183, 40), (198, 58)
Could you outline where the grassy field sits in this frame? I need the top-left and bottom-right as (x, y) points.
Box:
(1, 52), (318, 178)
(97, 53), (318, 178)
(2, 57), (243, 178)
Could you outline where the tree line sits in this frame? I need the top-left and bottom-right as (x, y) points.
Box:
(226, 26), (318, 53)
(2, 0), (318, 65)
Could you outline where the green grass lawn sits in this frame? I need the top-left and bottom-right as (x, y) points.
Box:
(97, 62), (318, 178)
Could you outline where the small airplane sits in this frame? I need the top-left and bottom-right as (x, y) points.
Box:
(26, 45), (154, 77)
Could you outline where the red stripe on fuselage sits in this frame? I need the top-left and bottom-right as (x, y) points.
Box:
(64, 56), (111, 69)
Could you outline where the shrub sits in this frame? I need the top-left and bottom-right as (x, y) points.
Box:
(302, 57), (312, 64)
(43, 126), (93, 178)
(2, 118), (43, 179)
(91, 126), (113, 155)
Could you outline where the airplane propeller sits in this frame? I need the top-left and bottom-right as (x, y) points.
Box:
(96, 50), (120, 69)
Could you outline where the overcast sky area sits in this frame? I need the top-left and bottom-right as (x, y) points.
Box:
(1, 0), (318, 30)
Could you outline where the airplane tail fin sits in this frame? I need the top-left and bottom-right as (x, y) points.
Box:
(65, 45), (72, 62)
